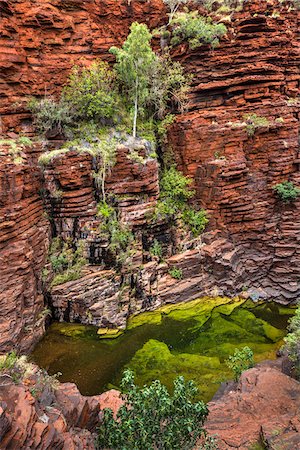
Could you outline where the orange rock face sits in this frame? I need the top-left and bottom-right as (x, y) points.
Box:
(0, 143), (50, 353)
(0, 0), (165, 134)
(206, 362), (300, 449)
(169, 0), (300, 302)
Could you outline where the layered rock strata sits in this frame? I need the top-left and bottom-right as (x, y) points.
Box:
(0, 142), (50, 353)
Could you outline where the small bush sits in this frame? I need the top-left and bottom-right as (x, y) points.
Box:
(98, 369), (210, 450)
(149, 239), (163, 259)
(160, 166), (194, 205)
(29, 97), (73, 135)
(49, 239), (87, 287)
(182, 208), (209, 236)
(170, 11), (227, 49)
(273, 181), (300, 203)
(243, 114), (270, 136)
(226, 346), (254, 381)
(169, 267), (183, 280)
(283, 304), (300, 378)
(63, 61), (120, 123)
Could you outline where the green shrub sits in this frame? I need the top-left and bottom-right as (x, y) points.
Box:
(170, 11), (227, 49)
(273, 181), (300, 203)
(154, 167), (208, 236)
(49, 239), (87, 287)
(160, 166), (194, 205)
(63, 61), (120, 123)
(243, 114), (270, 136)
(182, 208), (209, 237)
(283, 303), (300, 378)
(28, 97), (73, 135)
(226, 346), (254, 381)
(149, 239), (163, 259)
(98, 369), (211, 450)
(169, 267), (183, 280)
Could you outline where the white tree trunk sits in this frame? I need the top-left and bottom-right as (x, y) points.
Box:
(133, 77), (138, 138)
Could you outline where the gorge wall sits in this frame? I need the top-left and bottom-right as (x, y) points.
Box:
(0, 0), (299, 353)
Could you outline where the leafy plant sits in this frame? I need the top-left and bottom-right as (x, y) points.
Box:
(149, 239), (163, 260)
(163, 0), (189, 24)
(97, 204), (135, 267)
(170, 11), (227, 49)
(160, 166), (194, 204)
(98, 369), (211, 450)
(243, 114), (270, 137)
(28, 97), (73, 135)
(154, 167), (208, 237)
(169, 267), (183, 280)
(226, 346), (254, 381)
(283, 303), (300, 378)
(182, 208), (209, 236)
(63, 61), (119, 123)
(273, 181), (300, 203)
(49, 239), (87, 287)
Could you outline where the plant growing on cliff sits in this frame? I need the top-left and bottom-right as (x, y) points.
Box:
(97, 369), (212, 450)
(243, 114), (270, 137)
(163, 0), (190, 24)
(90, 137), (118, 202)
(169, 266), (183, 280)
(282, 304), (300, 378)
(49, 239), (87, 287)
(28, 97), (73, 135)
(63, 61), (119, 124)
(170, 10), (227, 49)
(154, 167), (208, 237)
(97, 202), (134, 267)
(110, 23), (156, 138)
(226, 346), (254, 381)
(273, 181), (300, 203)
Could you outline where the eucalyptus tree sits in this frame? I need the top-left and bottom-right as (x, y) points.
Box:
(110, 22), (156, 138)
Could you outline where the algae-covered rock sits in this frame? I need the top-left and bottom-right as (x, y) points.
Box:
(126, 339), (224, 401)
(97, 328), (124, 339)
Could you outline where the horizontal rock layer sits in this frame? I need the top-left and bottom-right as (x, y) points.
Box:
(0, 144), (50, 353)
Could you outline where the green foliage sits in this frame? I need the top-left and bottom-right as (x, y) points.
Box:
(97, 369), (210, 450)
(148, 56), (192, 119)
(283, 303), (300, 377)
(97, 203), (134, 266)
(169, 267), (183, 280)
(163, 0), (189, 24)
(0, 352), (18, 372)
(97, 201), (115, 219)
(226, 346), (254, 381)
(243, 114), (270, 136)
(157, 114), (175, 143)
(160, 166), (194, 204)
(273, 181), (300, 203)
(110, 22), (156, 138)
(28, 97), (73, 135)
(49, 239), (87, 287)
(0, 136), (33, 164)
(0, 353), (36, 384)
(170, 11), (227, 49)
(149, 239), (163, 260)
(63, 61), (119, 123)
(155, 167), (208, 237)
(90, 137), (118, 202)
(182, 208), (209, 236)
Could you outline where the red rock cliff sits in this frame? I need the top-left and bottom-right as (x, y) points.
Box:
(0, 0), (300, 353)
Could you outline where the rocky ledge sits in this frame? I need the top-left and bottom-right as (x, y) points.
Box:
(1, 361), (300, 449)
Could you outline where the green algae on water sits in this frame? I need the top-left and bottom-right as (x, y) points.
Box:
(32, 297), (295, 402)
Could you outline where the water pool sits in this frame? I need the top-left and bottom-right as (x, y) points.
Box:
(32, 297), (295, 402)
